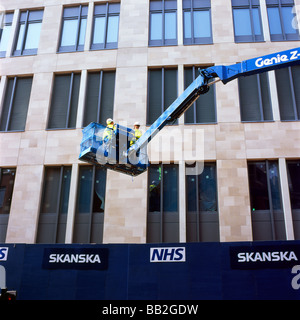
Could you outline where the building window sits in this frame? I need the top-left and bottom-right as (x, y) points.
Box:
(13, 10), (43, 56)
(91, 3), (120, 50)
(147, 68), (178, 125)
(248, 160), (286, 241)
(73, 166), (107, 244)
(232, 0), (264, 43)
(287, 160), (300, 240)
(184, 66), (216, 124)
(275, 66), (300, 121)
(266, 0), (300, 41)
(36, 166), (72, 244)
(0, 12), (14, 57)
(186, 163), (219, 242)
(147, 164), (179, 243)
(0, 168), (16, 243)
(149, 0), (177, 46)
(183, 0), (213, 45)
(238, 72), (273, 122)
(0, 76), (33, 132)
(58, 5), (88, 53)
(47, 73), (81, 130)
(83, 71), (115, 127)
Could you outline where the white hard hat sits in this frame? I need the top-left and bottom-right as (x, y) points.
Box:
(106, 118), (114, 124)
(134, 121), (140, 126)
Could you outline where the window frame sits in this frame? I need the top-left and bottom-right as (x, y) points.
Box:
(275, 66), (300, 121)
(91, 2), (120, 50)
(58, 5), (88, 53)
(0, 12), (14, 57)
(83, 70), (116, 127)
(147, 67), (178, 125)
(184, 65), (217, 124)
(185, 162), (220, 242)
(47, 72), (81, 130)
(13, 9), (44, 56)
(147, 163), (179, 243)
(73, 165), (107, 244)
(36, 166), (72, 244)
(248, 160), (286, 241)
(286, 160), (300, 240)
(266, 0), (300, 41)
(238, 72), (273, 122)
(0, 168), (16, 243)
(232, 0), (264, 43)
(149, 0), (178, 47)
(183, 0), (213, 45)
(0, 76), (33, 132)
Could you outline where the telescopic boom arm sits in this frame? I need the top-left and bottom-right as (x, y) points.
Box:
(127, 47), (300, 160)
(79, 47), (300, 176)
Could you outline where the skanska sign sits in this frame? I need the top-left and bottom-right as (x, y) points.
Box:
(230, 244), (300, 270)
(42, 248), (108, 270)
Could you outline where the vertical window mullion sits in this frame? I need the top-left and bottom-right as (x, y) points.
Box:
(160, 164), (164, 243)
(256, 74), (264, 121)
(249, 4), (256, 42)
(162, 1), (165, 45)
(288, 67), (298, 120)
(266, 160), (276, 240)
(190, 2), (195, 43)
(54, 166), (64, 243)
(278, 2), (286, 40)
(104, 3), (109, 48)
(195, 168), (200, 242)
(161, 68), (165, 114)
(65, 73), (74, 128)
(88, 166), (96, 243)
(75, 5), (82, 50)
(20, 11), (29, 55)
(97, 71), (103, 123)
(192, 67), (197, 122)
(5, 77), (17, 132)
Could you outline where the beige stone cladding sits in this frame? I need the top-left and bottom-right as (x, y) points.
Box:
(0, 0), (299, 243)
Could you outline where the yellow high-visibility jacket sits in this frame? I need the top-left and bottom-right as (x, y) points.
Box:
(103, 124), (116, 141)
(130, 129), (142, 146)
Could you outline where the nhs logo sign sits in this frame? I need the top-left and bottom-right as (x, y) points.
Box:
(150, 247), (186, 263)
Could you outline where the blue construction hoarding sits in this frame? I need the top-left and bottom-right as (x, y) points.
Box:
(0, 241), (300, 300)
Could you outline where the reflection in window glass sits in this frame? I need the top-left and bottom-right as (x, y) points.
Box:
(193, 11), (211, 38)
(107, 15), (119, 43)
(233, 9), (252, 36)
(267, 7), (283, 35)
(150, 13), (163, 40)
(164, 12), (176, 40)
(93, 17), (106, 44)
(281, 6), (297, 34)
(24, 23), (42, 50)
(0, 26), (11, 53)
(15, 24), (25, 51)
(61, 19), (78, 47)
(78, 18), (87, 46)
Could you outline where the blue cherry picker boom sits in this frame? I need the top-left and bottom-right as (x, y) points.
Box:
(79, 47), (300, 176)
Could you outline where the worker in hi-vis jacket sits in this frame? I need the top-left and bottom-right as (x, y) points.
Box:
(103, 118), (116, 157)
(130, 121), (143, 146)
